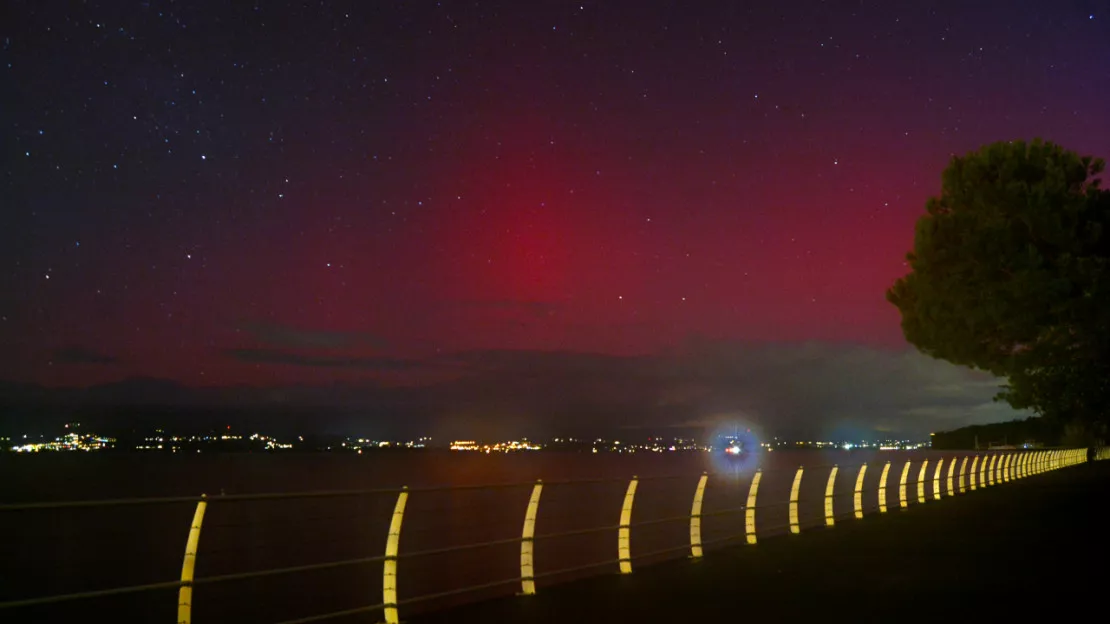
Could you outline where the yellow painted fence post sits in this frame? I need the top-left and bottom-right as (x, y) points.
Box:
(824, 466), (838, 526)
(946, 457), (956, 496)
(917, 460), (929, 504)
(177, 495), (207, 624)
(745, 470), (762, 544)
(932, 459), (943, 501)
(618, 477), (638, 573)
(970, 456), (979, 490)
(382, 487), (408, 624)
(690, 473), (708, 558)
(853, 464), (866, 519)
(789, 467), (804, 534)
(986, 455), (996, 486)
(958, 456), (968, 493)
(878, 461), (890, 513)
(519, 480), (543, 595)
(898, 461), (910, 509)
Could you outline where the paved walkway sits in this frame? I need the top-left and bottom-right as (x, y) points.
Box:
(414, 460), (1110, 623)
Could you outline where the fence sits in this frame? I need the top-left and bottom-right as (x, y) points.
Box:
(0, 448), (1097, 623)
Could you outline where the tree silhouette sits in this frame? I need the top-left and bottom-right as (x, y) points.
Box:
(888, 139), (1110, 433)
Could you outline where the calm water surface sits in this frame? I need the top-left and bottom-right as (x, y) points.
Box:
(1, 449), (997, 623)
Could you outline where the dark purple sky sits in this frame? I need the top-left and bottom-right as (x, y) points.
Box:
(3, 1), (1108, 436)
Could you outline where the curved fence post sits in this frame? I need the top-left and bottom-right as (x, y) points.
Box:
(745, 469), (762, 544)
(177, 495), (207, 624)
(932, 459), (943, 501)
(1003, 454), (1012, 482)
(789, 467), (804, 534)
(618, 477), (638, 573)
(1016, 453), (1025, 479)
(853, 464), (866, 519)
(519, 480), (543, 595)
(917, 460), (929, 504)
(824, 465), (838, 526)
(878, 461), (891, 513)
(958, 456), (968, 493)
(690, 473), (708, 558)
(383, 487), (408, 624)
(898, 461), (910, 509)
(970, 456), (980, 490)
(986, 455), (996, 486)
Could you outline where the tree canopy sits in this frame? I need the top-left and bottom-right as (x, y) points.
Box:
(887, 139), (1110, 433)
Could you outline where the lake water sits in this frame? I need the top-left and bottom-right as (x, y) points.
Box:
(0, 448), (1008, 623)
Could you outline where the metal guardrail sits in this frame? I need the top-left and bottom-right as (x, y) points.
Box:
(0, 447), (1098, 622)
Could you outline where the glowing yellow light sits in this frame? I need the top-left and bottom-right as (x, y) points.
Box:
(690, 473), (708, 558)
(932, 459), (943, 500)
(745, 470), (762, 544)
(789, 467), (803, 534)
(177, 495), (207, 624)
(519, 481), (542, 595)
(382, 487), (408, 624)
(917, 460), (929, 504)
(898, 461), (910, 509)
(618, 477), (638, 573)
(824, 465), (838, 526)
(878, 461), (891, 513)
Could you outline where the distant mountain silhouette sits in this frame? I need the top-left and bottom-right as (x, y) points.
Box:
(0, 377), (191, 407)
(80, 376), (192, 405)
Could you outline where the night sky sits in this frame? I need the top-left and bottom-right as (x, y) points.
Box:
(3, 1), (1109, 437)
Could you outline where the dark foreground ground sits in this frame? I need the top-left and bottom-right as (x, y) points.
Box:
(414, 460), (1110, 623)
